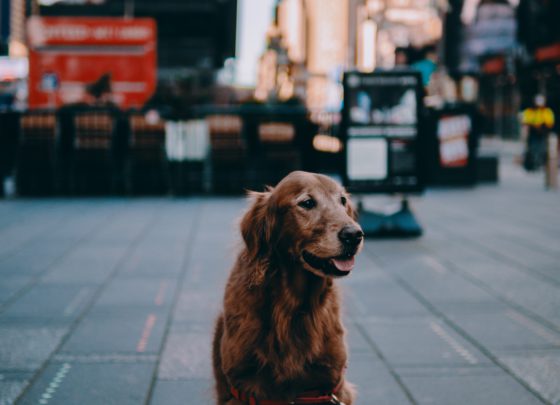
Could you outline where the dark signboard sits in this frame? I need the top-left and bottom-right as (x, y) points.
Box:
(342, 71), (424, 193)
(424, 104), (479, 186)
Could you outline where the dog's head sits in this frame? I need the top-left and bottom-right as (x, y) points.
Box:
(241, 171), (363, 281)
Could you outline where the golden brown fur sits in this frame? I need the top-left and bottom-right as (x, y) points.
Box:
(212, 171), (363, 404)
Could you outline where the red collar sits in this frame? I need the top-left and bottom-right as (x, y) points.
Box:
(230, 380), (344, 405)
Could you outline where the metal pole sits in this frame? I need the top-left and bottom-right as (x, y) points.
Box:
(31, 0), (39, 16)
(545, 133), (558, 190)
(124, 0), (134, 18)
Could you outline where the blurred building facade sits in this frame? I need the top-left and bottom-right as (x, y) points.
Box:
(255, 0), (444, 111)
(1, 0), (559, 138)
(252, 0), (560, 138)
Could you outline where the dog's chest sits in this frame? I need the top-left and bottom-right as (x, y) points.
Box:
(272, 309), (344, 361)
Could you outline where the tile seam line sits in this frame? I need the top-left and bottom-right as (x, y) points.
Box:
(419, 201), (560, 288)
(143, 201), (204, 405)
(412, 236), (560, 336)
(422, 205), (560, 261)
(421, 192), (560, 238)
(0, 206), (123, 315)
(0, 201), (78, 263)
(13, 202), (163, 405)
(363, 249), (551, 405)
(349, 315), (418, 405)
(0, 200), (61, 232)
(426, 219), (560, 288)
(0, 217), (61, 263)
(396, 275), (552, 405)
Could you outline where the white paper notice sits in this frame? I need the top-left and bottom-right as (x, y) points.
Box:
(347, 138), (388, 180)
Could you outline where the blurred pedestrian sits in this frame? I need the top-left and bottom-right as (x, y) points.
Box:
(412, 45), (438, 87)
(394, 47), (409, 68)
(522, 94), (555, 171)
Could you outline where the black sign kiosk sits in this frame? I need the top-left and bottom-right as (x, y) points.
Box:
(342, 71), (424, 237)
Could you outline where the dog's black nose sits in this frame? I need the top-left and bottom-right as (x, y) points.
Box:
(338, 226), (364, 247)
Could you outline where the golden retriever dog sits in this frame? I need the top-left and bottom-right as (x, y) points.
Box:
(212, 171), (364, 405)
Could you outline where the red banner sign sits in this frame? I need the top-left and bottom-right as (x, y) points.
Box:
(535, 42), (560, 63)
(28, 17), (157, 109)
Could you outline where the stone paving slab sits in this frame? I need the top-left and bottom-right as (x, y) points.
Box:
(0, 277), (30, 307)
(0, 161), (559, 404)
(60, 309), (168, 355)
(151, 379), (214, 405)
(346, 353), (412, 405)
(158, 328), (213, 380)
(499, 350), (560, 404)
(0, 371), (34, 405)
(17, 362), (155, 405)
(172, 289), (222, 325)
(118, 248), (185, 279)
(0, 245), (72, 279)
(446, 311), (560, 351)
(1, 283), (94, 325)
(0, 326), (66, 370)
(344, 277), (432, 319)
(41, 245), (127, 285)
(0, 381), (28, 405)
(361, 318), (490, 368)
(345, 322), (377, 354)
(93, 278), (175, 311)
(399, 366), (544, 405)
(387, 256), (511, 313)
(0, 215), (63, 260)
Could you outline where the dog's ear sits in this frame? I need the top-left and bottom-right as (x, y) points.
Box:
(240, 188), (277, 264)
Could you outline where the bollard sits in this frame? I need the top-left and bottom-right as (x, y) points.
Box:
(545, 133), (558, 190)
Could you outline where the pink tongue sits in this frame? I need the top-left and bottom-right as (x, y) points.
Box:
(331, 256), (355, 272)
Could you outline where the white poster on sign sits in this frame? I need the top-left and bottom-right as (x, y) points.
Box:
(437, 115), (471, 168)
(347, 138), (388, 180)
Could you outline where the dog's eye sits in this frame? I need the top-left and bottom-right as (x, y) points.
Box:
(341, 196), (347, 206)
(298, 198), (316, 210)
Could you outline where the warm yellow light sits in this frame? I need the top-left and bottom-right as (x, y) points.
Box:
(385, 8), (433, 24)
(306, 0), (349, 74)
(313, 134), (342, 153)
(9, 40), (28, 57)
(366, 0), (384, 15)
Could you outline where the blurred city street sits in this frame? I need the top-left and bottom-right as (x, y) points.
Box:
(0, 156), (559, 405)
(1, 0), (560, 404)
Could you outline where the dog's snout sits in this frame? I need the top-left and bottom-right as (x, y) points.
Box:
(338, 226), (364, 247)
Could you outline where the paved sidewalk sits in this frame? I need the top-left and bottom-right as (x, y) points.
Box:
(0, 162), (559, 405)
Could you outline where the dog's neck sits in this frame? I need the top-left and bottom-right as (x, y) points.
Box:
(272, 256), (334, 312)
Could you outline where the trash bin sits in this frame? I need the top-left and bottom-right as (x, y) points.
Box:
(69, 107), (122, 194)
(0, 111), (20, 197)
(166, 119), (209, 195)
(126, 113), (167, 194)
(15, 110), (57, 196)
(244, 105), (308, 190)
(424, 103), (479, 186)
(207, 114), (247, 194)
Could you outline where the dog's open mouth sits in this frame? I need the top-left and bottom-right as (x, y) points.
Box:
(302, 250), (356, 277)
